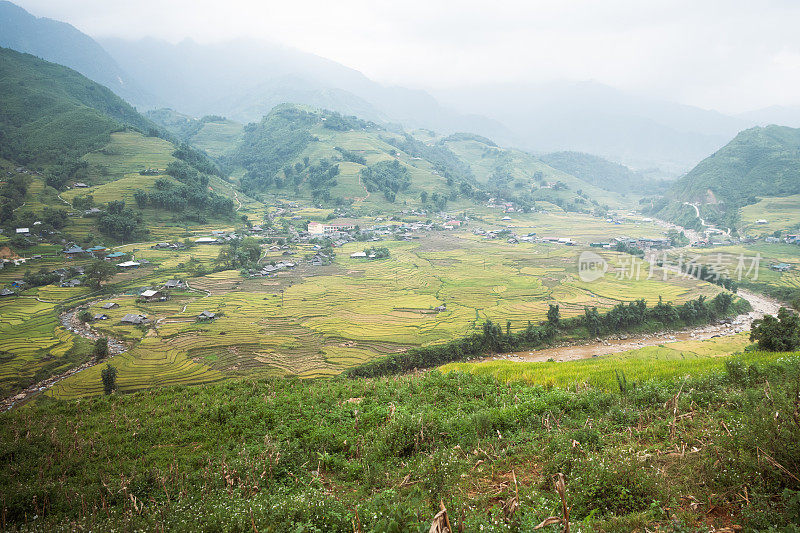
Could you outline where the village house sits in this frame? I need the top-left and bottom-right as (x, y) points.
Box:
(121, 313), (148, 325)
(117, 260), (141, 268)
(770, 263), (793, 272)
(197, 310), (216, 320)
(0, 288), (16, 297)
(63, 245), (84, 258)
(140, 289), (164, 302)
(93, 314), (109, 321)
(101, 302), (119, 309)
(162, 279), (186, 290)
(194, 237), (219, 244)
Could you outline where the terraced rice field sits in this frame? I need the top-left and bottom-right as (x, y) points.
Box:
(668, 243), (800, 293)
(0, 296), (80, 397)
(8, 227), (722, 400)
(740, 194), (800, 234)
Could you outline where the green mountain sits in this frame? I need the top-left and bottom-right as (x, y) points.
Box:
(539, 151), (651, 194)
(670, 125), (800, 208)
(205, 104), (630, 213)
(0, 46), (156, 165)
(0, 1), (153, 106)
(146, 109), (244, 158)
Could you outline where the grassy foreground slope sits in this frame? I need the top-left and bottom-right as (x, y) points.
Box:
(2, 354), (799, 531)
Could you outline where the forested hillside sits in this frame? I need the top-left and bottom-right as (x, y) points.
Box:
(0, 1), (153, 106)
(670, 125), (800, 209)
(0, 46), (157, 165)
(540, 151), (659, 194)
(213, 104), (629, 212)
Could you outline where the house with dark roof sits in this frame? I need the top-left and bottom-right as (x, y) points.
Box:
(770, 263), (793, 272)
(0, 288), (16, 297)
(121, 313), (148, 325)
(102, 302), (119, 309)
(64, 245), (85, 258)
(162, 279), (186, 290)
(197, 310), (216, 320)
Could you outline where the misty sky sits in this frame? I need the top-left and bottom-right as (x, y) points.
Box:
(12, 0), (800, 114)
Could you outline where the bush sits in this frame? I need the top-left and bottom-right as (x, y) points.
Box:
(101, 364), (117, 394)
(750, 308), (800, 351)
(93, 338), (109, 360)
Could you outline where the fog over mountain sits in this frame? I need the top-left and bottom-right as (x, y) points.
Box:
(6, 0), (800, 174)
(98, 37), (513, 145)
(0, 0), (155, 106)
(434, 81), (753, 174)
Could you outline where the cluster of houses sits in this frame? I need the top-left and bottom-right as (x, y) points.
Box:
(770, 263), (793, 273)
(763, 234), (800, 245)
(486, 199), (518, 213)
(250, 260), (296, 277)
(307, 221), (356, 236)
(606, 237), (672, 250)
(62, 243), (129, 263)
(151, 242), (187, 251)
(0, 265), (90, 296)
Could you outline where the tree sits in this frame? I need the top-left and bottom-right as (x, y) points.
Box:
(216, 238), (262, 270)
(101, 364), (117, 395)
(750, 308), (800, 352)
(84, 259), (117, 289)
(584, 306), (602, 336)
(93, 338), (109, 360)
(547, 304), (560, 327)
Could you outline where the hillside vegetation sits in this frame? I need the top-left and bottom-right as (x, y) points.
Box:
(0, 46), (157, 165)
(540, 151), (658, 194)
(2, 357), (799, 531)
(668, 125), (800, 225)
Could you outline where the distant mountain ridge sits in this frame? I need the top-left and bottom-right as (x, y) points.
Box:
(6, 1), (800, 177)
(0, 0), (155, 107)
(98, 37), (513, 144)
(435, 81), (754, 175)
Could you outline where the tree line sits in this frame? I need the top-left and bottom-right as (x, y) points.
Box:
(346, 293), (743, 378)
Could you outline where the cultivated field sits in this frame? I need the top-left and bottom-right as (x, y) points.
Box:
(41, 228), (721, 399)
(441, 342), (785, 390)
(740, 194), (800, 234)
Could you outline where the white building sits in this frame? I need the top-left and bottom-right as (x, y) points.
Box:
(308, 222), (356, 235)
